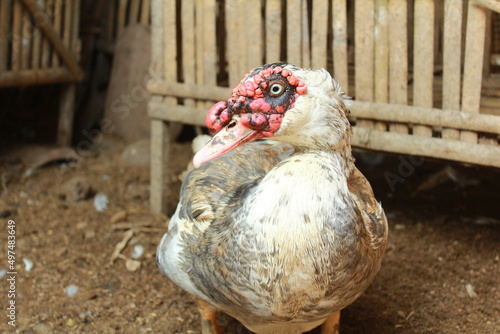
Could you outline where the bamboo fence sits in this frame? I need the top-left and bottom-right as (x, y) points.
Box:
(148, 0), (500, 213)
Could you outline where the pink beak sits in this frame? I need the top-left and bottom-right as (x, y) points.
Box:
(193, 116), (261, 168)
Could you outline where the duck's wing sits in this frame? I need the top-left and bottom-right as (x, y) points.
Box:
(347, 167), (388, 252)
(171, 141), (294, 233)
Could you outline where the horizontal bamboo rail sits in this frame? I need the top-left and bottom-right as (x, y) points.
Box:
(0, 67), (76, 87)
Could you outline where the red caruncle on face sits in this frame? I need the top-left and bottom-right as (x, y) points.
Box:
(205, 65), (308, 136)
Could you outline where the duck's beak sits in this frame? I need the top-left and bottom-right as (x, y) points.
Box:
(193, 116), (261, 168)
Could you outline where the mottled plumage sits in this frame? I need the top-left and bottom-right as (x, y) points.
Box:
(157, 64), (388, 334)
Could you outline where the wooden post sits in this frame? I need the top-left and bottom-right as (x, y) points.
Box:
(413, 0), (434, 137)
(12, 0), (22, 71)
(51, 0), (62, 66)
(150, 117), (169, 214)
(374, 0), (389, 131)
(442, 0), (462, 139)
(140, 0), (151, 24)
(332, 0), (348, 93)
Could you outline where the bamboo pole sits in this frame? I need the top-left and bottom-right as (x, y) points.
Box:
(374, 0), (389, 131)
(442, 0), (462, 139)
(116, 0), (127, 37)
(163, 0), (176, 83)
(203, 0), (217, 111)
(300, 0), (310, 68)
(388, 0), (408, 134)
(287, 0), (302, 66)
(71, 0), (81, 55)
(355, 0), (374, 129)
(311, 0), (328, 69)
(237, 1), (247, 75)
(246, 0), (263, 70)
(474, 0), (500, 14)
(226, 1), (240, 86)
(12, 0), (22, 71)
(332, 0), (348, 93)
(413, 0), (434, 137)
(31, 0), (45, 70)
(0, 67), (75, 87)
(182, 0), (196, 110)
(40, 0), (53, 69)
(352, 127), (500, 168)
(51, 0), (62, 66)
(140, 0), (150, 24)
(63, 0), (72, 49)
(21, 5), (32, 70)
(130, 0), (141, 24)
(461, 1), (486, 143)
(106, 0), (116, 42)
(265, 0), (282, 63)
(0, 0), (11, 71)
(147, 81), (500, 135)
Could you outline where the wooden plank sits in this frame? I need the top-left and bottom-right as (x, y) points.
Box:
(12, 0), (22, 71)
(57, 84), (76, 146)
(246, 0), (263, 69)
(150, 117), (169, 214)
(140, 0), (151, 24)
(287, 0), (302, 66)
(388, 0), (408, 133)
(149, 102), (207, 126)
(442, 0), (462, 139)
(0, 0), (11, 71)
(461, 1), (486, 143)
(352, 127), (500, 168)
(311, 0), (328, 69)
(265, 0), (282, 63)
(413, 0), (434, 137)
(332, 0), (348, 92)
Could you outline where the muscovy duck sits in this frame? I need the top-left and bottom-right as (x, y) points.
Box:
(157, 63), (388, 334)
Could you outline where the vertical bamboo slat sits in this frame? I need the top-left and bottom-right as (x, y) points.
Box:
(461, 1), (487, 143)
(226, 2), (240, 86)
(237, 1), (247, 76)
(116, 0), (127, 37)
(31, 0), (44, 70)
(374, 0), (389, 131)
(40, 0), (53, 68)
(388, 0), (408, 133)
(130, 0), (141, 24)
(106, 0), (116, 42)
(413, 0), (434, 137)
(300, 0), (310, 68)
(332, 0), (348, 93)
(287, 0), (302, 66)
(355, 0), (374, 128)
(21, 7), (32, 70)
(182, 0), (196, 109)
(72, 0), (81, 54)
(203, 0), (217, 111)
(51, 0), (62, 66)
(63, 0), (73, 50)
(12, 1), (22, 71)
(442, 0), (462, 139)
(141, 0), (151, 25)
(246, 0), (263, 70)
(265, 0), (282, 63)
(311, 0), (328, 69)
(0, 0), (10, 71)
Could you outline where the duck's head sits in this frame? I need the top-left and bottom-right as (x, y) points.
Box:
(193, 63), (352, 168)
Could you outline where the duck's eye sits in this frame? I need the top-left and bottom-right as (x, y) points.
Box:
(269, 82), (285, 97)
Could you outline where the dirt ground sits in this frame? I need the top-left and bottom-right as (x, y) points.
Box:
(0, 133), (499, 334)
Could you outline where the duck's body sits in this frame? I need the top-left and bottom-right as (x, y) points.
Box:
(157, 64), (388, 334)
